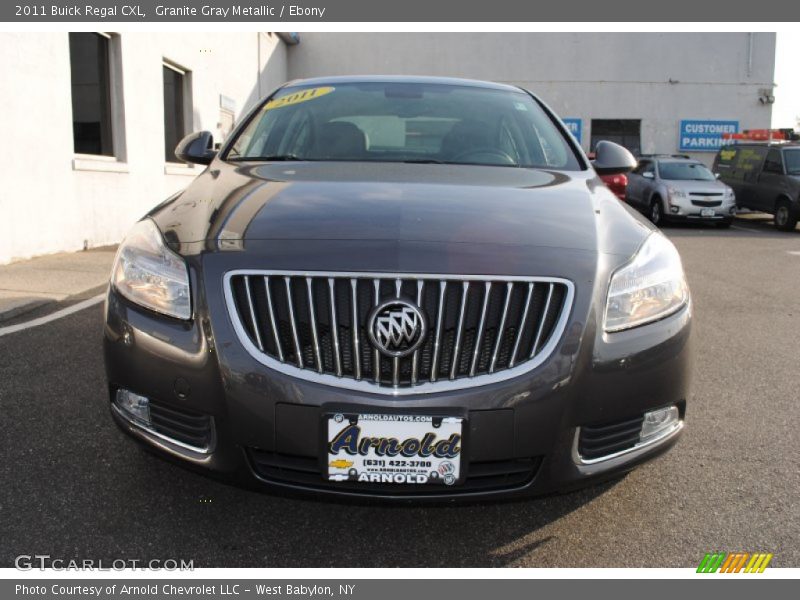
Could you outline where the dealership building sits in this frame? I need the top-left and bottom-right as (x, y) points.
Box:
(0, 32), (776, 264)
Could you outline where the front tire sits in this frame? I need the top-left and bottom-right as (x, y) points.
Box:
(774, 200), (798, 232)
(649, 198), (664, 226)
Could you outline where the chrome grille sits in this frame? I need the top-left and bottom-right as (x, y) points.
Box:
(224, 271), (573, 395)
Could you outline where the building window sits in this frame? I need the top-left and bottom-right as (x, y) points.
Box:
(163, 62), (190, 162)
(590, 119), (641, 157)
(69, 32), (113, 156)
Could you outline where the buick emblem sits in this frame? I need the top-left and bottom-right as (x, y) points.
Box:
(367, 299), (427, 358)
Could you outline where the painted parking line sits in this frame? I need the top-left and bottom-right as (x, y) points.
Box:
(0, 294), (104, 338)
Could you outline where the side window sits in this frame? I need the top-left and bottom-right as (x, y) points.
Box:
(163, 62), (192, 163)
(715, 147), (738, 172)
(642, 161), (655, 177)
(69, 32), (125, 158)
(763, 149), (784, 174)
(632, 160), (651, 176)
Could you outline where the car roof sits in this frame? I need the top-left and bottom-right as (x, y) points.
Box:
(281, 75), (524, 94)
(727, 142), (800, 149)
(657, 158), (703, 165)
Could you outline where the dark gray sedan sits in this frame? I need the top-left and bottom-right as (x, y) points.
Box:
(104, 76), (692, 500)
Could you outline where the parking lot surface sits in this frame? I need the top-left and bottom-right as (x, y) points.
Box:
(1, 216), (798, 568)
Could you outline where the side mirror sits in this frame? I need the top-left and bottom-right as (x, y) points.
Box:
(592, 140), (637, 176)
(643, 171), (654, 179)
(715, 173), (721, 179)
(175, 131), (216, 165)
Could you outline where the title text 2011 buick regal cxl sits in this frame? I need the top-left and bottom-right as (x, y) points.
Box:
(104, 76), (692, 500)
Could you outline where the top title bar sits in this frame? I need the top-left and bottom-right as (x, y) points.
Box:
(3, 0), (800, 22)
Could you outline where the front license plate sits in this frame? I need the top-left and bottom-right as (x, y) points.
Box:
(326, 413), (463, 486)
(701, 208), (716, 217)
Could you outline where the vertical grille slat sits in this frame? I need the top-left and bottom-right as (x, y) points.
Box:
(306, 277), (323, 373)
(531, 283), (554, 358)
(242, 276), (264, 351)
(227, 272), (572, 392)
(490, 282), (514, 373)
(284, 276), (303, 368)
(470, 282), (492, 377)
(411, 280), (424, 384)
(372, 279), (381, 383)
(430, 281), (447, 383)
(328, 278), (343, 377)
(264, 276), (284, 362)
(449, 282), (470, 380)
(350, 278), (362, 380)
(509, 282), (534, 368)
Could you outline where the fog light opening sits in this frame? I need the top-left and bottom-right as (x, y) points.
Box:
(670, 205), (680, 214)
(114, 389), (151, 426)
(640, 405), (680, 442)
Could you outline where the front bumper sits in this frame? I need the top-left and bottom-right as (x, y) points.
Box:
(665, 197), (736, 222)
(103, 268), (693, 501)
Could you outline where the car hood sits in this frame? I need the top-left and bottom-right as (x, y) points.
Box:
(149, 161), (651, 264)
(664, 179), (728, 193)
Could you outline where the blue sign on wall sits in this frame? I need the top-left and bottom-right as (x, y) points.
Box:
(562, 118), (582, 144)
(679, 120), (739, 152)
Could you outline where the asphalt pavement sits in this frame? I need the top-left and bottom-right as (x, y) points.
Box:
(1, 216), (798, 568)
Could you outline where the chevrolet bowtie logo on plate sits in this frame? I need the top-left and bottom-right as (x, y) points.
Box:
(367, 299), (427, 358)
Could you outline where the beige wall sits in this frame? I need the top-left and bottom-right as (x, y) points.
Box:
(0, 32), (287, 264)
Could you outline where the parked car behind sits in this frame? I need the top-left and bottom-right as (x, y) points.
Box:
(626, 155), (736, 227)
(713, 143), (800, 231)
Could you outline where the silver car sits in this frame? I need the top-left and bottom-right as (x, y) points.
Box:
(626, 155), (736, 227)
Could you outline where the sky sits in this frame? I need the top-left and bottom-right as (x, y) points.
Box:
(772, 32), (799, 129)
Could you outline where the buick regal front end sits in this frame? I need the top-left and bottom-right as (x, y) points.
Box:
(103, 76), (692, 500)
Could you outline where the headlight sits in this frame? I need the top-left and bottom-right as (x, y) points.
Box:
(667, 186), (686, 200)
(604, 233), (688, 332)
(111, 219), (191, 319)
(725, 187), (735, 200)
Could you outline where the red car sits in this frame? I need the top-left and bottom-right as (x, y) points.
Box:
(600, 172), (628, 200)
(588, 152), (628, 200)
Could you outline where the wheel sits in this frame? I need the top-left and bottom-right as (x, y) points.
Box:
(774, 200), (798, 232)
(649, 198), (664, 226)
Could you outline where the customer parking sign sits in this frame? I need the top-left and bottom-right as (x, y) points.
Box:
(679, 120), (739, 152)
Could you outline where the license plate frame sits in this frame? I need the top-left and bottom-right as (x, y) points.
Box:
(323, 410), (466, 487)
(701, 208), (716, 217)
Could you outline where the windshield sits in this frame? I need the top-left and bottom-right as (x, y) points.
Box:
(785, 149), (800, 175)
(658, 161), (716, 181)
(225, 82), (582, 169)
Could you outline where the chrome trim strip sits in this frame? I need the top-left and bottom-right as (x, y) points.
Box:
(243, 276), (263, 351)
(223, 270), (575, 397)
(449, 281), (470, 380)
(509, 282), (534, 368)
(411, 280), (424, 384)
(490, 282), (514, 373)
(111, 402), (215, 455)
(284, 276), (303, 368)
(306, 277), (323, 373)
(350, 278), (361, 380)
(328, 278), (342, 377)
(264, 276), (283, 362)
(430, 281), (447, 383)
(572, 420), (684, 466)
(470, 281), (492, 377)
(530, 282), (554, 357)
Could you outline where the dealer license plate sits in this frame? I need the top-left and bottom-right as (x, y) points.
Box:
(701, 208), (716, 217)
(326, 413), (463, 486)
